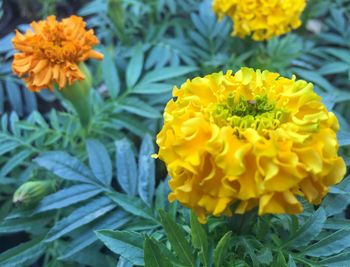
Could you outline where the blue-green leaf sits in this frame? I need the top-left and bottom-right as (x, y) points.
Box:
(5, 80), (23, 116)
(118, 97), (161, 119)
(138, 134), (155, 206)
(96, 230), (144, 266)
(126, 44), (144, 88)
(108, 192), (157, 223)
(144, 237), (173, 267)
(34, 184), (103, 213)
(190, 211), (209, 267)
(159, 210), (195, 267)
(214, 231), (232, 267)
(101, 48), (120, 98)
(46, 197), (115, 242)
(35, 151), (97, 184)
(115, 138), (137, 195)
(0, 238), (46, 267)
(303, 229), (350, 257)
(59, 210), (131, 259)
(139, 66), (197, 84)
(87, 139), (113, 186)
(287, 208), (326, 247)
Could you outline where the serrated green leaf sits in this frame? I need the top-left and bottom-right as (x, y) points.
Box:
(117, 257), (133, 267)
(159, 210), (195, 267)
(87, 139), (112, 186)
(118, 97), (161, 119)
(138, 134), (155, 206)
(0, 217), (51, 234)
(46, 197), (115, 242)
(102, 47), (120, 98)
(59, 210), (131, 259)
(0, 237), (46, 267)
(132, 83), (173, 94)
(34, 184), (103, 213)
(108, 191), (157, 223)
(5, 80), (23, 116)
(0, 140), (20, 156)
(155, 180), (170, 210)
(287, 255), (297, 267)
(319, 62), (349, 75)
(96, 230), (144, 266)
(303, 229), (350, 257)
(144, 237), (173, 267)
(286, 208), (326, 248)
(35, 151), (97, 184)
(320, 251), (350, 266)
(190, 211), (209, 267)
(0, 150), (32, 177)
(115, 138), (138, 196)
(126, 44), (144, 88)
(111, 115), (150, 138)
(139, 66), (197, 84)
(275, 251), (286, 267)
(326, 48), (350, 64)
(241, 237), (259, 267)
(256, 248), (273, 265)
(214, 231), (232, 267)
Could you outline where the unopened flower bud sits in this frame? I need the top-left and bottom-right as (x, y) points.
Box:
(13, 180), (55, 206)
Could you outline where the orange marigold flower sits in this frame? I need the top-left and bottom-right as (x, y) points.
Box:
(155, 68), (346, 223)
(12, 15), (103, 92)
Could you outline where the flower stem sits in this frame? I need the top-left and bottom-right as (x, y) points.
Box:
(59, 63), (92, 129)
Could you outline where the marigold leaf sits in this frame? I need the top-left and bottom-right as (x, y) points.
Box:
(115, 138), (138, 196)
(34, 151), (97, 184)
(139, 66), (197, 84)
(87, 139), (113, 186)
(126, 43), (144, 88)
(96, 230), (144, 266)
(101, 47), (120, 98)
(108, 191), (157, 223)
(159, 210), (195, 267)
(0, 237), (46, 267)
(144, 237), (173, 267)
(190, 211), (209, 267)
(59, 210), (131, 259)
(33, 184), (103, 213)
(286, 208), (326, 248)
(303, 229), (350, 257)
(214, 231), (232, 267)
(118, 97), (161, 119)
(45, 196), (116, 242)
(138, 134), (155, 206)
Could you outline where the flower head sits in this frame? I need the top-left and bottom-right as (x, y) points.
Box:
(155, 68), (346, 223)
(12, 15), (103, 92)
(212, 0), (306, 41)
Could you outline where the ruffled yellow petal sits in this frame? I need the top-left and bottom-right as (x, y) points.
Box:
(212, 0), (306, 41)
(156, 67), (346, 223)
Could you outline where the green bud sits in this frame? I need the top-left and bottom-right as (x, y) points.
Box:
(13, 180), (55, 206)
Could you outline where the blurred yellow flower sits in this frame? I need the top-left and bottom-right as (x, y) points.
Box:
(155, 68), (346, 223)
(12, 15), (103, 92)
(212, 0), (306, 41)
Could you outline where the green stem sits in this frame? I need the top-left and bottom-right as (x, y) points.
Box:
(59, 63), (92, 130)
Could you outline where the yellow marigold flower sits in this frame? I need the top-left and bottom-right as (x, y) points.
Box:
(212, 0), (306, 41)
(155, 68), (346, 223)
(12, 15), (103, 92)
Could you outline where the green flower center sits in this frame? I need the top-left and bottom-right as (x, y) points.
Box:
(213, 93), (286, 133)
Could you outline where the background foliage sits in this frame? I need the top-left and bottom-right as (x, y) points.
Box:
(0, 0), (349, 266)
